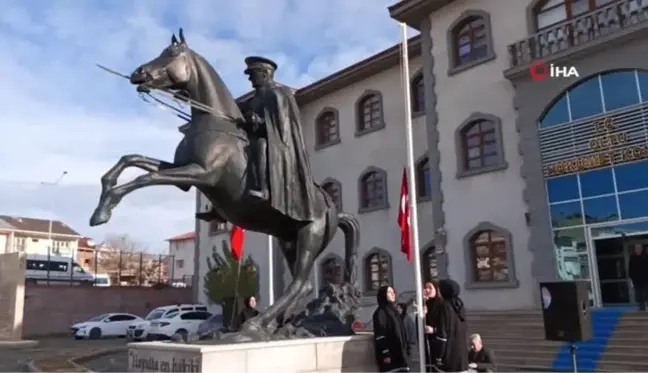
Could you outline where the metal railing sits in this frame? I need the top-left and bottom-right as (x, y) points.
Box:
(25, 250), (181, 287)
(508, 0), (648, 68)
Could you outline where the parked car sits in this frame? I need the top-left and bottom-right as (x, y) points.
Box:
(71, 313), (142, 339)
(93, 273), (111, 287)
(197, 313), (224, 340)
(147, 310), (212, 341)
(127, 304), (207, 341)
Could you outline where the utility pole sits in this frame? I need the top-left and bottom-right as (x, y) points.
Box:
(41, 170), (68, 285)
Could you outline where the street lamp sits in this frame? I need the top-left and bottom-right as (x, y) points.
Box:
(40, 170), (68, 284)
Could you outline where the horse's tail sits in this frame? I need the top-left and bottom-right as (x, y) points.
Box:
(337, 212), (360, 285)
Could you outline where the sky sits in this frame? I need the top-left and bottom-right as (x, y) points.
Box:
(0, 0), (410, 250)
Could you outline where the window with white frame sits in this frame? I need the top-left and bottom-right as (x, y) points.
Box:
(15, 237), (26, 251)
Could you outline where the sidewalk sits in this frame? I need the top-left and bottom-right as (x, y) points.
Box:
(0, 338), (125, 372)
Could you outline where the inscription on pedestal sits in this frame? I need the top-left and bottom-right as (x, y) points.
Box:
(128, 349), (201, 372)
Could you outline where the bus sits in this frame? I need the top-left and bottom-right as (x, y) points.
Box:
(25, 254), (94, 285)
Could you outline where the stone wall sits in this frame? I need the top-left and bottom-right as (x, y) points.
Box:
(0, 252), (26, 340)
(23, 285), (192, 337)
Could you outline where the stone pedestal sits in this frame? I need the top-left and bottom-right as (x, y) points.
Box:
(127, 334), (377, 372)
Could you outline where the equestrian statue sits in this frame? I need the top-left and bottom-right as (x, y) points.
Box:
(89, 29), (360, 340)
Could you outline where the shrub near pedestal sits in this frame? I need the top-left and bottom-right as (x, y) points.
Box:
(203, 240), (258, 329)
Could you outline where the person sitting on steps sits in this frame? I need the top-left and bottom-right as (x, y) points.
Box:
(468, 333), (496, 372)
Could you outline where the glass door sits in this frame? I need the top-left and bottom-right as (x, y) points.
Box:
(594, 237), (630, 305)
(588, 218), (648, 307)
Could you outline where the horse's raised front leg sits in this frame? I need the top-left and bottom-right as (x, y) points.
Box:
(90, 163), (208, 226)
(99, 154), (174, 196)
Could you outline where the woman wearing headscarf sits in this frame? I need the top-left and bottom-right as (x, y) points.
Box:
(237, 296), (260, 328)
(423, 281), (444, 372)
(434, 279), (469, 372)
(372, 286), (411, 372)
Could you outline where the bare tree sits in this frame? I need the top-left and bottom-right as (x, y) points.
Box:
(96, 233), (162, 286)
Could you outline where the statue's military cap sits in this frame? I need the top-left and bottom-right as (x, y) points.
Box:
(244, 56), (278, 74)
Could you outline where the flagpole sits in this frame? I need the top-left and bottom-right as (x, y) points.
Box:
(400, 22), (426, 373)
(268, 235), (275, 305)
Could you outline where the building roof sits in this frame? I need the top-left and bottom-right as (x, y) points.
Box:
(0, 215), (82, 236)
(388, 0), (456, 29)
(78, 236), (96, 249)
(235, 35), (422, 106)
(166, 231), (196, 242)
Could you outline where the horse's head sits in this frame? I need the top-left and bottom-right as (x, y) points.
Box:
(130, 28), (192, 92)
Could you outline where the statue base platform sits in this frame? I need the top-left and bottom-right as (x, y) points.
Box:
(127, 334), (376, 372)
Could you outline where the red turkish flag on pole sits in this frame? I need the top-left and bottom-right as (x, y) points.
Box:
(398, 168), (412, 263)
(230, 226), (245, 261)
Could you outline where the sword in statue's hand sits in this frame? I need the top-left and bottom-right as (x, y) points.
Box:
(96, 64), (151, 93)
(95, 63), (239, 123)
(96, 63), (129, 80)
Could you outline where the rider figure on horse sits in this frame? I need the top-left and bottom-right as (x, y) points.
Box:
(198, 56), (322, 223)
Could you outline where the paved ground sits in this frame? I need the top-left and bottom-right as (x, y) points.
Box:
(0, 337), (126, 372)
(80, 349), (127, 372)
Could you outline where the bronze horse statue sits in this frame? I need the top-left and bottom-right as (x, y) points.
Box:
(89, 29), (360, 339)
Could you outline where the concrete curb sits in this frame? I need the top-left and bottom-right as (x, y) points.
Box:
(26, 347), (126, 373)
(25, 360), (41, 372)
(0, 340), (39, 348)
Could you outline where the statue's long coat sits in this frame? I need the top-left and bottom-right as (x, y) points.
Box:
(249, 83), (323, 222)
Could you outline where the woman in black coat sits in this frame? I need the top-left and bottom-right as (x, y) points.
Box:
(434, 279), (469, 372)
(372, 285), (411, 372)
(422, 281), (444, 372)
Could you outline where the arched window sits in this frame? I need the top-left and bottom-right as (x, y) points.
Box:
(356, 91), (384, 134)
(358, 167), (388, 212)
(456, 113), (507, 177)
(320, 255), (344, 287)
(416, 156), (431, 199)
(540, 70), (648, 128)
(469, 230), (508, 282)
(411, 73), (425, 113)
(447, 10), (495, 74)
(462, 119), (497, 170)
(315, 109), (340, 148)
(322, 178), (343, 211)
(533, 0), (615, 31)
(364, 249), (392, 292)
(422, 245), (438, 283)
(463, 222), (518, 288)
(455, 17), (487, 65)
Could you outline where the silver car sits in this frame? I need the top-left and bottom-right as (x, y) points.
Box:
(197, 314), (224, 340)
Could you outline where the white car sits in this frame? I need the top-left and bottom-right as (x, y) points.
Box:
(93, 273), (111, 287)
(127, 304), (208, 341)
(147, 310), (212, 341)
(71, 313), (142, 339)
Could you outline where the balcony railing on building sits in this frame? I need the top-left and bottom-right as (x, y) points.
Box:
(508, 0), (648, 69)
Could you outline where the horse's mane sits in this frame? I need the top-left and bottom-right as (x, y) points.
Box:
(187, 49), (243, 120)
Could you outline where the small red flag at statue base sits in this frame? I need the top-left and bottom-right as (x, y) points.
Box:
(230, 226), (245, 261)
